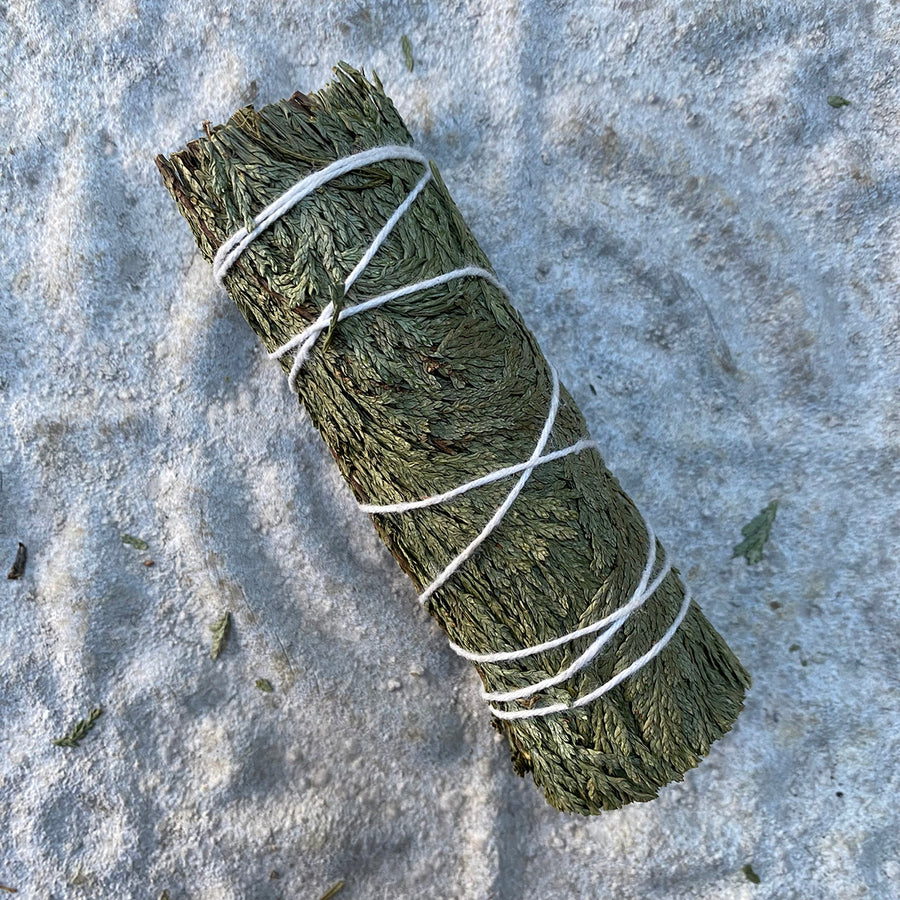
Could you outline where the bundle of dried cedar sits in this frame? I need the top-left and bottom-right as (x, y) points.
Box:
(156, 64), (749, 815)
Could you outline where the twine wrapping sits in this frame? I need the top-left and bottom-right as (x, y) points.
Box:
(156, 64), (750, 815)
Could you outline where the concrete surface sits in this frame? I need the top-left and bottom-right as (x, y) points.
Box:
(1, 1), (898, 898)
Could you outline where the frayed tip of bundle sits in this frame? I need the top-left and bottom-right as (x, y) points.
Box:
(493, 597), (750, 815)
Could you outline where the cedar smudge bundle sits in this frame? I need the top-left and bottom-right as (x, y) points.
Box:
(156, 64), (749, 815)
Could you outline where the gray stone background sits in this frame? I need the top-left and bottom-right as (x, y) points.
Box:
(1, 1), (897, 898)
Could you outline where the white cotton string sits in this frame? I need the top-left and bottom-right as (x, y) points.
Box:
(488, 591), (693, 721)
(417, 364), (563, 608)
(215, 143), (691, 720)
(343, 167), (433, 294)
(448, 525), (667, 665)
(358, 439), (598, 514)
(212, 144), (430, 284)
(480, 540), (671, 703)
(272, 266), (506, 392)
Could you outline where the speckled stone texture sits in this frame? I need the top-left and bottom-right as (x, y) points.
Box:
(1, 2), (897, 899)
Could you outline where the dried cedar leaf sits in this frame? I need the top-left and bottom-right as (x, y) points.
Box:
(401, 35), (414, 72)
(733, 500), (778, 565)
(121, 533), (149, 551)
(53, 706), (103, 748)
(6, 542), (26, 580)
(210, 611), (232, 660)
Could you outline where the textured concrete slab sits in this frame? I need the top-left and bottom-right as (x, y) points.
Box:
(1, 2), (897, 898)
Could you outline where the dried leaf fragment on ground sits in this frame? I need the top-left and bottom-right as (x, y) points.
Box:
(401, 35), (414, 71)
(121, 533), (149, 550)
(7, 542), (27, 579)
(52, 706), (103, 748)
(210, 611), (232, 660)
(733, 500), (778, 565)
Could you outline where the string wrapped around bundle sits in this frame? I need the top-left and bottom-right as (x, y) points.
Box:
(156, 63), (750, 816)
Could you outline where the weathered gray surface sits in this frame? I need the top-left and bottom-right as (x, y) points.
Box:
(1, 2), (897, 898)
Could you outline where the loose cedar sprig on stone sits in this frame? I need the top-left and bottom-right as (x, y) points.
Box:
(52, 706), (103, 748)
(156, 63), (750, 815)
(210, 611), (231, 661)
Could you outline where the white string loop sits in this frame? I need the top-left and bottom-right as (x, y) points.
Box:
(212, 145), (430, 284)
(272, 266), (505, 392)
(488, 592), (693, 720)
(451, 526), (667, 667)
(215, 144), (691, 720)
(357, 438), (599, 515)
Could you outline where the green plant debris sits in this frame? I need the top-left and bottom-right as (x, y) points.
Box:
(742, 863), (761, 884)
(52, 707), (103, 748)
(789, 643), (800, 652)
(401, 35), (414, 72)
(733, 500), (778, 564)
(210, 611), (231, 660)
(6, 542), (27, 579)
(827, 95), (851, 108)
(156, 64), (751, 817)
(255, 678), (274, 692)
(68, 868), (92, 887)
(318, 881), (345, 900)
(121, 533), (149, 551)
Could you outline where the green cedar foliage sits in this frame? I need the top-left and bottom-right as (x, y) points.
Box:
(401, 35), (414, 72)
(733, 501), (778, 565)
(156, 64), (750, 815)
(53, 706), (103, 748)
(210, 611), (232, 660)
